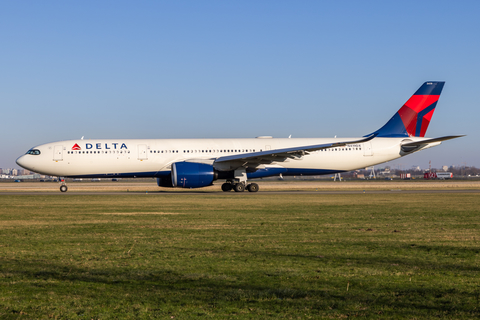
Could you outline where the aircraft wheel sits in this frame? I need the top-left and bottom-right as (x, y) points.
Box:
(221, 183), (233, 192)
(60, 185), (68, 193)
(233, 183), (245, 192)
(247, 183), (259, 192)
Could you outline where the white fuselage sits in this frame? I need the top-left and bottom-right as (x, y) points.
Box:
(16, 137), (435, 179)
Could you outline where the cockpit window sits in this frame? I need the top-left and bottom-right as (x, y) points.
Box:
(26, 149), (41, 155)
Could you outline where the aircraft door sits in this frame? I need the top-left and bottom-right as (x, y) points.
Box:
(53, 145), (63, 161)
(138, 144), (148, 160)
(363, 142), (373, 156)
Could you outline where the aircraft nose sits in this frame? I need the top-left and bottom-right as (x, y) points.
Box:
(16, 155), (32, 170)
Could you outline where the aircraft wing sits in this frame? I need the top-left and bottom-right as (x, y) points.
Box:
(214, 134), (376, 166)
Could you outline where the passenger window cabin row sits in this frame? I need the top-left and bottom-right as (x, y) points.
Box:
(65, 147), (363, 155)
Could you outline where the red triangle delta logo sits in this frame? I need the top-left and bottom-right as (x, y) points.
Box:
(72, 143), (81, 150)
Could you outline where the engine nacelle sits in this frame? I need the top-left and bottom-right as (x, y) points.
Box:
(171, 162), (217, 188)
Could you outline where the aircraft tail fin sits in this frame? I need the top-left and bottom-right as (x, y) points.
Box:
(370, 81), (445, 138)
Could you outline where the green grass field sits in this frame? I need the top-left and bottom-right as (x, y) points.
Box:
(1, 192), (479, 319)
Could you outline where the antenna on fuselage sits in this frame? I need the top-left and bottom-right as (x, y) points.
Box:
(81, 136), (84, 140)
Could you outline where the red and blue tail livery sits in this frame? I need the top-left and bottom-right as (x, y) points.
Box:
(372, 81), (445, 137)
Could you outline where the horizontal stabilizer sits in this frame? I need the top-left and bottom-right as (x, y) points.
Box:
(400, 135), (465, 153)
(401, 135), (465, 147)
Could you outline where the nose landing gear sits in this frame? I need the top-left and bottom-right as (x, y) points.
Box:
(59, 178), (68, 192)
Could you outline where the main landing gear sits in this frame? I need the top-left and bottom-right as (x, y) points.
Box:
(221, 168), (259, 192)
(221, 181), (259, 193)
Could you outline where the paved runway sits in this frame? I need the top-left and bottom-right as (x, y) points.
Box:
(1, 189), (480, 196)
(2, 180), (480, 195)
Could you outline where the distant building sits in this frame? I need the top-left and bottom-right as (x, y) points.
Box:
(377, 167), (390, 176)
(15, 173), (43, 180)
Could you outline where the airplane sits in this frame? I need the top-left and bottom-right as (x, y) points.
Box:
(16, 81), (463, 193)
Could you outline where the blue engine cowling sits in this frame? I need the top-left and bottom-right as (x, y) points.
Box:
(171, 162), (217, 188)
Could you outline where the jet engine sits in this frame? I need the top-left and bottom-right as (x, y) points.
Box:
(171, 162), (218, 188)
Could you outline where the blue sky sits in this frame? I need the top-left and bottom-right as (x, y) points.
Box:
(1, 1), (479, 170)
